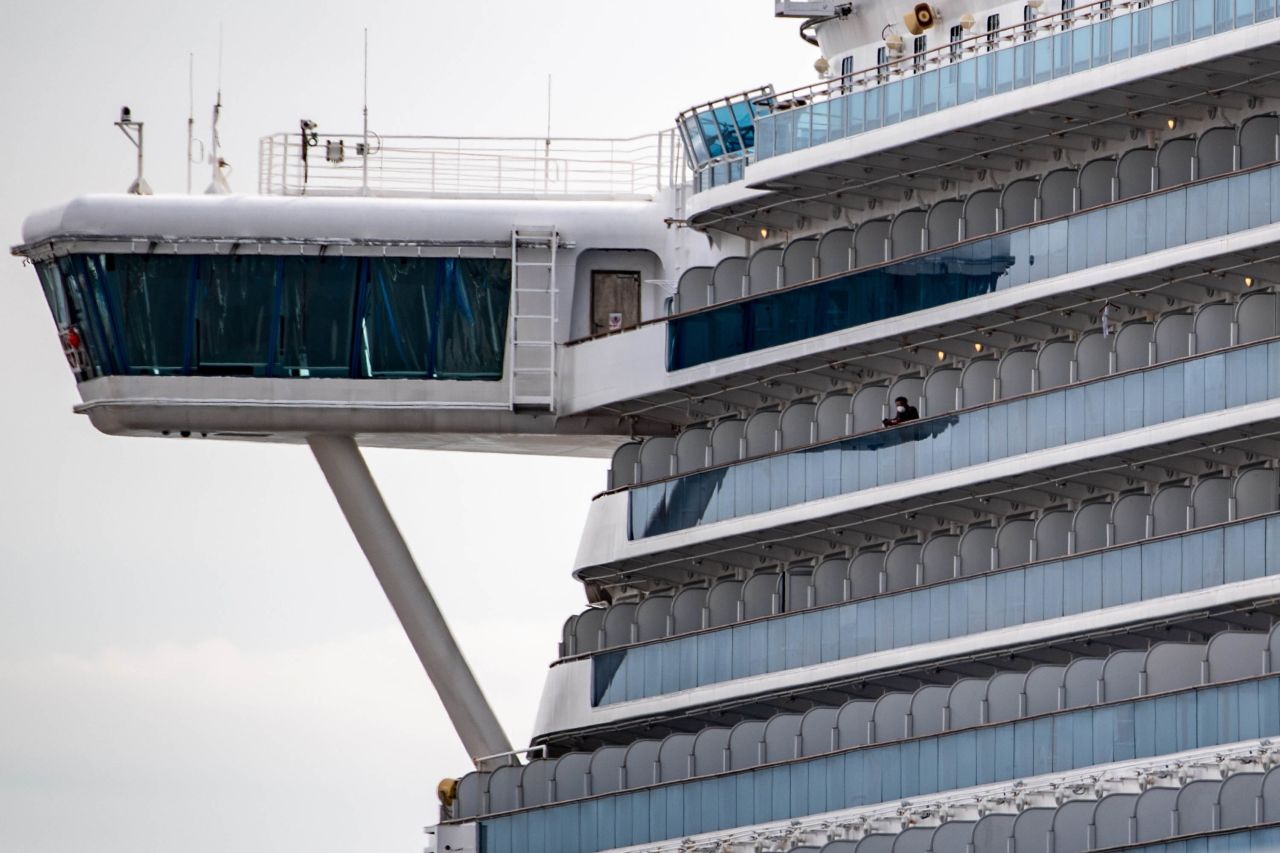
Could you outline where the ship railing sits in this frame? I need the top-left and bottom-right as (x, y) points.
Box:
(257, 130), (687, 200)
(683, 0), (1265, 183)
(758, 0), (1158, 118)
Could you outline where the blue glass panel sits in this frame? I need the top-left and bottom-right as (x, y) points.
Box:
(1072, 26), (1092, 72)
(883, 80), (902, 125)
(1194, 0), (1216, 35)
(918, 71), (939, 116)
(1152, 0), (1174, 47)
(958, 56), (978, 103)
(1175, 0), (1195, 40)
(995, 49), (1014, 94)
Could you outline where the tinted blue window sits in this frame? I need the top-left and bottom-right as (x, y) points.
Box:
(38, 254), (510, 381)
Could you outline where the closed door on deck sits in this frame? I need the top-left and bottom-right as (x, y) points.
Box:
(591, 270), (641, 334)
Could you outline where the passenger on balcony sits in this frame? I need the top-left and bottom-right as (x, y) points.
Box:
(882, 397), (919, 427)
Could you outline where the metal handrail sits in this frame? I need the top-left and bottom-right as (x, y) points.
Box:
(757, 0), (1152, 112)
(257, 130), (685, 199)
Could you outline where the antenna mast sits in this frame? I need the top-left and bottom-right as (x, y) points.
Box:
(544, 74), (552, 193)
(206, 24), (231, 194)
(361, 28), (370, 195)
(186, 54), (194, 194)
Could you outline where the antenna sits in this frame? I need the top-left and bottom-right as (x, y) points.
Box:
(187, 53), (194, 194)
(544, 74), (552, 192)
(206, 23), (231, 194)
(361, 27), (369, 195)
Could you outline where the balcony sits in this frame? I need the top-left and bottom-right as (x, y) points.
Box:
(627, 336), (1280, 543)
(753, 0), (1280, 165)
(668, 160), (1280, 371)
(587, 513), (1280, 705)
(459, 671), (1280, 853)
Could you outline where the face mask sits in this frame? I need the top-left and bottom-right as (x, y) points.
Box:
(896, 405), (905, 413)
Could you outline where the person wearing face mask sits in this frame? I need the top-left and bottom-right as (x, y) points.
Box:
(882, 396), (919, 427)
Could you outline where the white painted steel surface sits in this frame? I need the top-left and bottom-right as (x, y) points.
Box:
(308, 434), (513, 768)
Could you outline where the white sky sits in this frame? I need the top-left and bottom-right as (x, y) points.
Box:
(0, 4), (813, 851)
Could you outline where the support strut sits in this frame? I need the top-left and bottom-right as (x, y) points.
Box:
(307, 434), (514, 769)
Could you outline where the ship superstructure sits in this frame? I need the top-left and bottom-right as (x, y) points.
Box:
(17, 2), (1280, 852)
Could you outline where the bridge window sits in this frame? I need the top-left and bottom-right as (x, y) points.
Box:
(33, 253), (511, 381)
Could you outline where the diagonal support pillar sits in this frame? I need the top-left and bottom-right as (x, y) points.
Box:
(307, 434), (514, 770)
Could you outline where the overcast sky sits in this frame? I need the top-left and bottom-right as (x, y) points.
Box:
(0, 4), (813, 851)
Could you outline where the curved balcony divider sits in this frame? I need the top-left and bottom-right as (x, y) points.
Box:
(667, 162), (1280, 371)
(636, 338), (1280, 541)
(754, 0), (1275, 162)
(33, 253), (512, 381)
(594, 513), (1280, 706)
(472, 673), (1280, 853)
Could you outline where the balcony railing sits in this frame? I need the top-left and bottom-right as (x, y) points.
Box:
(680, 0), (1277, 188)
(257, 130), (686, 200)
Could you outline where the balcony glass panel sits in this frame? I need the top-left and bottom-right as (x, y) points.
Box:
(643, 339), (1280, 541)
(751, 0), (1272, 166)
(668, 163), (1280, 371)
(594, 515), (1280, 705)
(475, 674), (1280, 853)
(33, 254), (511, 380)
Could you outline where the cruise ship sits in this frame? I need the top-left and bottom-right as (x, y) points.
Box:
(17, 1), (1280, 850)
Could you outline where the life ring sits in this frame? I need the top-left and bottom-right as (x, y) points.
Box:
(61, 326), (87, 376)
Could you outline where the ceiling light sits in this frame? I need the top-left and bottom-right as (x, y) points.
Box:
(973, 342), (984, 352)
(937, 350), (946, 361)
(1245, 276), (1254, 287)
(1166, 118), (1177, 130)
(759, 227), (769, 239)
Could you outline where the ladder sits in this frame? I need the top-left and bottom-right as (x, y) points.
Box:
(509, 226), (559, 410)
